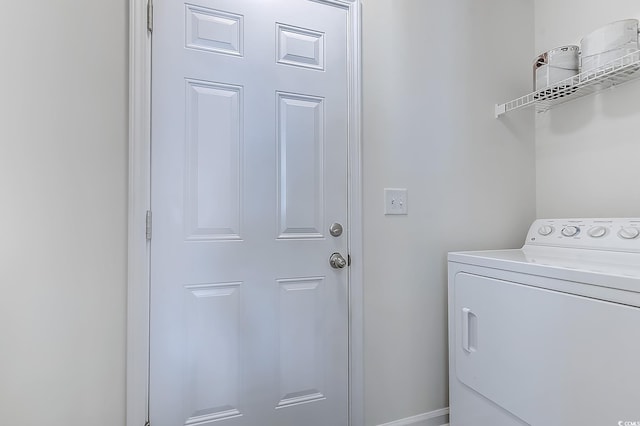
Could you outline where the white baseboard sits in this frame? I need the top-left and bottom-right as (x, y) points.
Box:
(377, 408), (449, 426)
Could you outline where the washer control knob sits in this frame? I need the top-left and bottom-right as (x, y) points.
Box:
(538, 225), (554, 236)
(561, 226), (580, 237)
(618, 227), (640, 240)
(588, 226), (607, 238)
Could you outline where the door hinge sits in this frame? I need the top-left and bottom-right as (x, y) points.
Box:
(145, 210), (152, 241)
(146, 0), (153, 33)
(347, 254), (351, 266)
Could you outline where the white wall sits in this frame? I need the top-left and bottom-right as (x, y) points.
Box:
(0, 1), (539, 425)
(362, 1), (535, 424)
(0, 1), (128, 425)
(535, 1), (640, 218)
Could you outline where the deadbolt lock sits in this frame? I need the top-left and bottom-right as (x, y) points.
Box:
(329, 222), (343, 237)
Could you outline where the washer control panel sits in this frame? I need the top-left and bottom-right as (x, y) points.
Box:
(526, 218), (640, 252)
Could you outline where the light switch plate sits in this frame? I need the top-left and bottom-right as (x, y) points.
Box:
(384, 188), (408, 215)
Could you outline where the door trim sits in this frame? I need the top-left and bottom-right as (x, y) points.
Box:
(127, 0), (152, 425)
(126, 1), (363, 425)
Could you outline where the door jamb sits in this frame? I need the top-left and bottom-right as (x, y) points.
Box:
(125, 0), (151, 426)
(127, 0), (152, 425)
(345, 2), (364, 426)
(126, 1), (363, 425)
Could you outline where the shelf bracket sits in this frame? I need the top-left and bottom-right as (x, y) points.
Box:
(495, 104), (506, 118)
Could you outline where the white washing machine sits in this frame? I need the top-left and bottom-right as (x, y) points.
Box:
(448, 218), (640, 426)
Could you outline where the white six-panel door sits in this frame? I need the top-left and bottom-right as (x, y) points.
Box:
(150, 1), (350, 425)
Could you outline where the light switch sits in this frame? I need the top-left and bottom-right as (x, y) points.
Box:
(384, 188), (408, 215)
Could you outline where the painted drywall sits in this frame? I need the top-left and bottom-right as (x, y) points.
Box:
(362, 1), (536, 424)
(0, 1), (128, 425)
(535, 1), (640, 217)
(0, 0), (538, 424)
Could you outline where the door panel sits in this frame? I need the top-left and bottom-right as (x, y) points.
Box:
(277, 92), (325, 239)
(277, 277), (327, 408)
(276, 23), (325, 70)
(185, 5), (244, 57)
(184, 282), (242, 423)
(150, 1), (350, 425)
(185, 79), (243, 241)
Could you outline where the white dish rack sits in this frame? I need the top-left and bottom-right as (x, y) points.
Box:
(495, 49), (640, 118)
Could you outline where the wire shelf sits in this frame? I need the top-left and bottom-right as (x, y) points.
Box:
(495, 50), (640, 118)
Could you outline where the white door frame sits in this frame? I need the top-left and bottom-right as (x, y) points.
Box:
(126, 1), (363, 425)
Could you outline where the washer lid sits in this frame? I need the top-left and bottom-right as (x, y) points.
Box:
(448, 246), (640, 293)
(449, 218), (640, 293)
